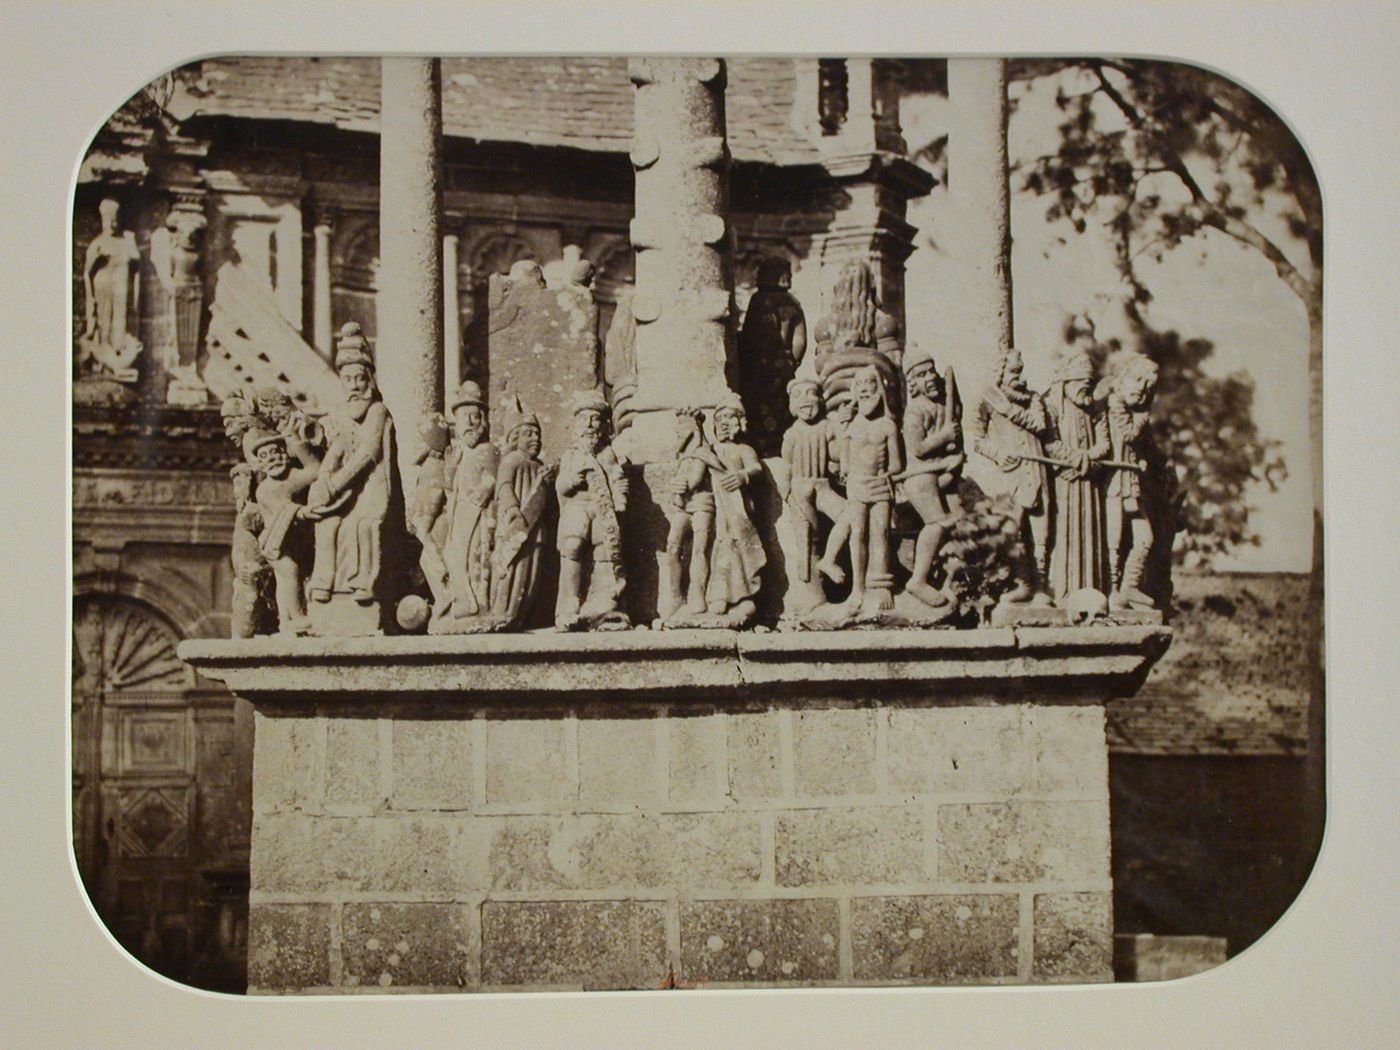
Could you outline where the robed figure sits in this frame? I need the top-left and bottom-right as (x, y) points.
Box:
(491, 399), (554, 628)
(442, 381), (500, 623)
(1044, 350), (1112, 599)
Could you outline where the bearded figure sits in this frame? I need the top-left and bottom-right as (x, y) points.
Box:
(555, 390), (630, 629)
(1044, 349), (1112, 600)
(441, 380), (500, 624)
(490, 397), (555, 628)
(811, 260), (903, 418)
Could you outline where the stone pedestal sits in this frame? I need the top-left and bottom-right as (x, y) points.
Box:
(180, 625), (1169, 992)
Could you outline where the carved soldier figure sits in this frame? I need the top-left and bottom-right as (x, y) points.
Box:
(778, 379), (848, 610)
(970, 346), (1055, 607)
(738, 257), (808, 453)
(839, 365), (903, 614)
(555, 390), (630, 629)
(1104, 354), (1161, 611)
(80, 197), (142, 380)
(704, 395), (767, 623)
(1044, 349), (1112, 601)
(243, 428), (322, 636)
(305, 323), (397, 628)
(660, 407), (717, 619)
(441, 381), (500, 625)
(491, 398), (555, 628)
(406, 413), (453, 619)
(901, 344), (964, 609)
(228, 462), (270, 639)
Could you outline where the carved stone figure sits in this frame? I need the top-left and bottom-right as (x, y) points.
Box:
(79, 198), (143, 382)
(812, 260), (902, 416)
(244, 428), (321, 636)
(555, 390), (630, 630)
(1044, 349), (1111, 602)
(900, 344), (964, 609)
(659, 408), (717, 620)
(228, 462), (271, 639)
(305, 323), (398, 634)
(158, 203), (208, 405)
(778, 379), (848, 614)
(737, 257), (808, 454)
(1103, 354), (1161, 612)
(603, 286), (639, 431)
(703, 395), (767, 623)
(440, 381), (500, 628)
(405, 413), (453, 625)
(969, 346), (1054, 608)
(490, 398), (556, 628)
(838, 365), (903, 614)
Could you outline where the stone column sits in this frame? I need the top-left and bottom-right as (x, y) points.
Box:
(944, 58), (1013, 372)
(443, 231), (461, 404)
(625, 56), (734, 456)
(312, 215), (334, 360)
(377, 57), (445, 483)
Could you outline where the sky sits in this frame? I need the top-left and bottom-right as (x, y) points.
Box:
(902, 66), (1314, 573)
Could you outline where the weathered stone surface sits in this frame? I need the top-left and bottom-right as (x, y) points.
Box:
(481, 900), (667, 989)
(671, 812), (764, 888)
(578, 714), (658, 806)
(247, 903), (331, 991)
(886, 705), (1031, 796)
(342, 902), (475, 989)
(1114, 933), (1228, 982)
(938, 801), (1110, 883)
(376, 815), (483, 893)
(391, 719), (473, 810)
(252, 813), (379, 893)
(681, 898), (839, 982)
(669, 710), (725, 805)
(1026, 706), (1108, 796)
(851, 894), (1019, 981)
(1033, 892), (1112, 981)
(486, 715), (573, 805)
(252, 713), (322, 814)
(324, 717), (381, 807)
(776, 807), (925, 886)
(486, 816), (580, 892)
(793, 707), (877, 797)
(727, 707), (782, 800)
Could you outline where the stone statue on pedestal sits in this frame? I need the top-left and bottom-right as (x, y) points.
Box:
(777, 379), (848, 616)
(659, 407), (716, 621)
(244, 428), (322, 636)
(899, 344), (964, 611)
(401, 413), (452, 631)
(555, 390), (630, 630)
(1103, 353), (1162, 613)
(737, 257), (808, 454)
(440, 381), (501, 630)
(304, 323), (398, 635)
(79, 198), (143, 383)
(970, 346), (1055, 610)
(837, 365), (903, 615)
(1043, 349), (1112, 608)
(228, 461), (271, 639)
(490, 398), (555, 629)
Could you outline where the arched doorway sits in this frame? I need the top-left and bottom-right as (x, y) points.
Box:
(71, 594), (246, 990)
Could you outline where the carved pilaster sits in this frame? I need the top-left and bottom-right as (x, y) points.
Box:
(310, 207), (335, 361)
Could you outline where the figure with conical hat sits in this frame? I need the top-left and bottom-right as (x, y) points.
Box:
(839, 365), (903, 614)
(1044, 348), (1112, 602)
(555, 389), (630, 630)
(441, 380), (500, 625)
(305, 322), (397, 632)
(901, 343), (964, 609)
(969, 345), (1055, 608)
(490, 397), (556, 629)
(243, 427), (321, 636)
(1102, 353), (1161, 612)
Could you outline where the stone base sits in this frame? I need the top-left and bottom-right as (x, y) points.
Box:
(166, 379), (209, 406)
(991, 604), (1068, 627)
(308, 594), (383, 637)
(1114, 934), (1226, 981)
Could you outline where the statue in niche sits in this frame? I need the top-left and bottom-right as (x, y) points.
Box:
(404, 412), (453, 628)
(778, 379), (847, 615)
(1103, 353), (1162, 613)
(900, 344), (964, 610)
(811, 260), (902, 415)
(1043, 349), (1112, 605)
(304, 323), (397, 633)
(737, 257), (808, 454)
(490, 397), (556, 628)
(440, 380), (500, 629)
(555, 390), (630, 630)
(243, 427), (322, 636)
(969, 346), (1055, 609)
(837, 365), (903, 614)
(79, 198), (143, 382)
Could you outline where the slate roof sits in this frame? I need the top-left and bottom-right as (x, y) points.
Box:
(173, 56), (817, 165)
(1107, 573), (1314, 756)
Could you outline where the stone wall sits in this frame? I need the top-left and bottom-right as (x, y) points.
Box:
(247, 695), (1112, 991)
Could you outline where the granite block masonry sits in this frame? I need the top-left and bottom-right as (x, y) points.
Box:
(181, 625), (1167, 992)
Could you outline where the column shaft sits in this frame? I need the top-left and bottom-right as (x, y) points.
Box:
(442, 232), (461, 404)
(312, 221), (333, 360)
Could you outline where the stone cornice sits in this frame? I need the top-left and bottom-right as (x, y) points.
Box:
(818, 151), (936, 199)
(73, 404), (235, 472)
(179, 625), (1171, 703)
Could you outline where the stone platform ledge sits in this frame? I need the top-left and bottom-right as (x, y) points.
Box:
(178, 625), (1170, 701)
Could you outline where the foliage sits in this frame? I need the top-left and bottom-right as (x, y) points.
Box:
(941, 482), (1024, 623)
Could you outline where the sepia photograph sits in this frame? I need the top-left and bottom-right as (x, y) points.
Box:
(67, 50), (1323, 997)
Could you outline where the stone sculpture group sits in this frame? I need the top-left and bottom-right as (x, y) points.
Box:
(213, 260), (1168, 639)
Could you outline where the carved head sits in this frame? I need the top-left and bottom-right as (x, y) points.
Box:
(904, 344), (942, 401)
(98, 197), (121, 234)
(787, 379), (823, 423)
(713, 395), (747, 443)
(756, 257), (792, 290)
(570, 390), (611, 452)
(1056, 351), (1097, 409)
(449, 381), (488, 447)
(512, 420), (542, 459)
(829, 390), (857, 428)
(853, 366), (887, 419)
(1113, 354), (1159, 410)
(509, 259), (546, 289)
(243, 429), (289, 479)
(230, 462), (256, 505)
(339, 363), (375, 403)
(220, 395), (256, 442)
(995, 346), (1026, 390)
(254, 387), (295, 427)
